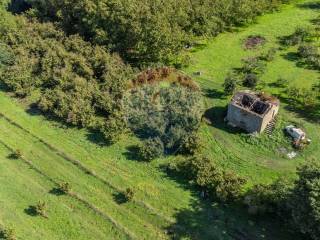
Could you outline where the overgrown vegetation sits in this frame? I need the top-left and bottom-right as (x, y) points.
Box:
(124, 84), (203, 158)
(1, 0), (320, 240)
(23, 0), (290, 66)
(169, 155), (247, 202)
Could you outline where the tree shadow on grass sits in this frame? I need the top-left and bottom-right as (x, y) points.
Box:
(112, 192), (127, 205)
(25, 103), (75, 130)
(297, 2), (320, 10)
(49, 187), (65, 196)
(281, 52), (320, 71)
(24, 206), (38, 217)
(25, 102), (112, 147)
(122, 145), (142, 162)
(86, 130), (110, 147)
(160, 165), (301, 240)
(203, 88), (226, 100)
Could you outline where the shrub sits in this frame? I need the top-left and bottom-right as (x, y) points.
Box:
(174, 154), (246, 202)
(244, 35), (266, 50)
(259, 48), (277, 62)
(243, 73), (259, 88)
(223, 74), (238, 95)
(240, 57), (266, 75)
(215, 171), (246, 202)
(124, 85), (203, 154)
(282, 27), (313, 46)
(178, 131), (203, 155)
(298, 44), (318, 58)
(124, 188), (134, 202)
(139, 137), (164, 161)
(100, 111), (127, 144)
(0, 228), (16, 240)
(34, 201), (48, 218)
(58, 182), (71, 194)
(11, 149), (22, 159)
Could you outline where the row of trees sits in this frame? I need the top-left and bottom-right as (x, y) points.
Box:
(24, 0), (290, 66)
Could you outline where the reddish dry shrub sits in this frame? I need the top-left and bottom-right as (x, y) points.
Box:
(244, 35), (266, 50)
(132, 67), (199, 91)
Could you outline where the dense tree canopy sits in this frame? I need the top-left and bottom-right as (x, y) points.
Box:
(0, 8), (133, 137)
(288, 161), (320, 240)
(124, 84), (203, 152)
(26, 0), (290, 66)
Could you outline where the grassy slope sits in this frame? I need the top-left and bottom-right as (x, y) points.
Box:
(0, 1), (319, 239)
(184, 0), (320, 185)
(0, 90), (296, 240)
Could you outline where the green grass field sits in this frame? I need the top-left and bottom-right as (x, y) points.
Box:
(184, 0), (320, 185)
(0, 0), (319, 239)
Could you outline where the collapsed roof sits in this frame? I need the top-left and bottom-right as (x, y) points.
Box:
(231, 91), (279, 116)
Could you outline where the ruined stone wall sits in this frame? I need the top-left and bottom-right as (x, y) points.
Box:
(227, 103), (263, 133)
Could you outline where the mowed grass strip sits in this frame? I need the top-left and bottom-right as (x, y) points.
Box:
(0, 144), (129, 240)
(0, 117), (169, 239)
(0, 139), (136, 240)
(0, 111), (176, 225)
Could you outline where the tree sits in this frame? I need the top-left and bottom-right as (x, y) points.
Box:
(288, 161), (320, 240)
(243, 73), (259, 88)
(138, 137), (164, 161)
(124, 85), (203, 153)
(223, 74), (238, 95)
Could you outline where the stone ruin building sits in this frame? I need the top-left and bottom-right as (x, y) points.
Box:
(226, 91), (280, 133)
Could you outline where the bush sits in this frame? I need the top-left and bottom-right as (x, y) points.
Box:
(215, 171), (247, 202)
(240, 57), (266, 75)
(100, 111), (127, 144)
(0, 228), (16, 240)
(223, 74), (238, 95)
(259, 48), (277, 62)
(173, 154), (246, 202)
(34, 201), (48, 218)
(58, 182), (71, 194)
(139, 137), (164, 161)
(124, 188), (134, 202)
(282, 27), (313, 46)
(11, 149), (22, 159)
(298, 44), (318, 58)
(178, 131), (203, 155)
(243, 73), (259, 88)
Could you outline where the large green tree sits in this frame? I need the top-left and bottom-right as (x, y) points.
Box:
(124, 84), (203, 152)
(288, 161), (320, 240)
